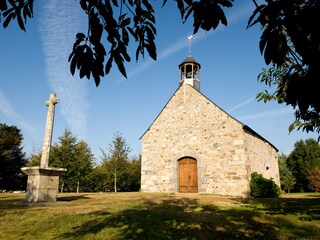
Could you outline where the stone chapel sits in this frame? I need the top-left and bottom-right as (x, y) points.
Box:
(140, 55), (280, 197)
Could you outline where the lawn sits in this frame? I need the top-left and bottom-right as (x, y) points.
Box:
(0, 192), (319, 240)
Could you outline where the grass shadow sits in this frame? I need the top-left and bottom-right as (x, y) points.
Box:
(56, 197), (284, 240)
(57, 193), (91, 202)
(238, 196), (320, 217)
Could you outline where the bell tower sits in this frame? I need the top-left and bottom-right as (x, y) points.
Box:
(178, 55), (201, 91)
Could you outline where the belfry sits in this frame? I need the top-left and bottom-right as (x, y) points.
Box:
(179, 55), (201, 91)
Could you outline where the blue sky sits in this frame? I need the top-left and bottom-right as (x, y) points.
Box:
(0, 0), (318, 163)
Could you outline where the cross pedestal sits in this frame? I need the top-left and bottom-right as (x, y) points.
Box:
(21, 167), (66, 202)
(22, 93), (67, 202)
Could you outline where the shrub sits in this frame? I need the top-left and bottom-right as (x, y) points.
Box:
(250, 172), (281, 198)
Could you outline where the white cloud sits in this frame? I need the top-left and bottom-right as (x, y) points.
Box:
(0, 89), (35, 135)
(39, 0), (88, 139)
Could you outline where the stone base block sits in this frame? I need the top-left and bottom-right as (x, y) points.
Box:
(21, 167), (67, 202)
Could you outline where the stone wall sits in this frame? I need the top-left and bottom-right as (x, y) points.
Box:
(141, 84), (279, 197)
(244, 130), (280, 186)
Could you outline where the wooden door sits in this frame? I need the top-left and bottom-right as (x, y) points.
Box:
(178, 157), (198, 193)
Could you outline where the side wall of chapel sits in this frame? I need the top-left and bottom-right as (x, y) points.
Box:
(244, 131), (280, 186)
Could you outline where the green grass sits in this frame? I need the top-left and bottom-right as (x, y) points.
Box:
(0, 192), (319, 240)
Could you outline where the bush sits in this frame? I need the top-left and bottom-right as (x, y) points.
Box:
(250, 172), (281, 198)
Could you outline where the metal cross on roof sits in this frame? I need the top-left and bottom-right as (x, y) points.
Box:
(188, 35), (194, 54)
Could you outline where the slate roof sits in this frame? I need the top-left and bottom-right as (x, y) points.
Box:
(178, 55), (201, 69)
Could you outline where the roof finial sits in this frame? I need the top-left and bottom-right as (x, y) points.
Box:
(188, 35), (194, 55)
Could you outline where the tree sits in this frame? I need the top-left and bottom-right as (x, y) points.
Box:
(1, 0), (319, 136)
(100, 132), (131, 192)
(251, 0), (320, 136)
(278, 153), (296, 193)
(307, 167), (320, 192)
(50, 129), (95, 192)
(0, 123), (27, 190)
(286, 138), (320, 192)
(125, 154), (141, 191)
(27, 148), (41, 167)
(88, 165), (111, 192)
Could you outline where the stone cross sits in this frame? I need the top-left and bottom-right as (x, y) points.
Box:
(40, 93), (59, 168)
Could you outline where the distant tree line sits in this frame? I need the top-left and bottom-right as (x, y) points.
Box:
(1, 123), (140, 192)
(279, 138), (320, 193)
(2, 122), (320, 193)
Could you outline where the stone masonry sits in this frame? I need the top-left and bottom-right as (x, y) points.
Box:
(141, 83), (279, 197)
(21, 93), (66, 202)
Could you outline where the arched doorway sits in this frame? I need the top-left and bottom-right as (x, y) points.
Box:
(178, 157), (198, 193)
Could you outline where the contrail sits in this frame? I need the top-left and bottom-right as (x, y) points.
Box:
(39, 0), (88, 139)
(238, 108), (292, 121)
(227, 97), (256, 113)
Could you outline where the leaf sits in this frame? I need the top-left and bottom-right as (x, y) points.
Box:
(105, 55), (113, 75)
(127, 27), (136, 40)
(111, 0), (118, 7)
(184, 5), (193, 23)
(162, 0), (168, 8)
(146, 21), (156, 34)
(69, 45), (86, 75)
(114, 53), (127, 78)
(3, 12), (14, 29)
(118, 41), (131, 62)
(119, 17), (131, 28)
(135, 45), (141, 62)
(256, 92), (264, 102)
(92, 67), (101, 87)
(122, 28), (129, 45)
(23, 4), (31, 22)
(247, 4), (266, 28)
(146, 13), (155, 24)
(80, 0), (88, 12)
(3, 7), (15, 17)
(176, 0), (185, 19)
(220, 10), (227, 26)
(259, 37), (267, 55)
(145, 26), (155, 40)
(0, 1), (8, 11)
(146, 40), (157, 60)
(142, 0), (153, 12)
(17, 13), (26, 31)
(79, 62), (88, 79)
(289, 122), (297, 132)
(263, 42), (273, 65)
(28, 0), (34, 16)
(183, 0), (193, 5)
